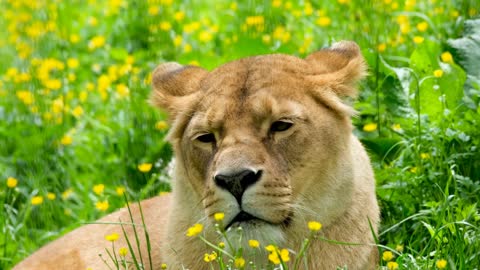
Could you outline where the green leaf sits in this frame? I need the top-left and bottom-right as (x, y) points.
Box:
(448, 19), (480, 81)
(448, 19), (480, 108)
(361, 138), (403, 162)
(409, 40), (466, 119)
(110, 47), (129, 61)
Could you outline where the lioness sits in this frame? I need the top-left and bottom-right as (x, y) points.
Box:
(14, 41), (379, 270)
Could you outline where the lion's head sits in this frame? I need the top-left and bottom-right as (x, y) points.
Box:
(151, 41), (368, 247)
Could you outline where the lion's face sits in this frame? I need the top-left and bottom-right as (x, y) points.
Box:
(151, 41), (366, 244)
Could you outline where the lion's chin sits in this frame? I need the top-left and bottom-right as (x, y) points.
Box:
(224, 220), (285, 251)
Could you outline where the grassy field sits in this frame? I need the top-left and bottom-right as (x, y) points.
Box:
(1, 0), (480, 269)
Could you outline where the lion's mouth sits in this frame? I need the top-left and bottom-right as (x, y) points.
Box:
(225, 211), (293, 230)
(225, 211), (261, 229)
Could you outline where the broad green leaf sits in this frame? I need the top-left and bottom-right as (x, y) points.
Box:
(448, 19), (480, 82)
(409, 40), (466, 120)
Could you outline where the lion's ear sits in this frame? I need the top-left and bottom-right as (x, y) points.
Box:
(149, 62), (208, 116)
(306, 41), (367, 98)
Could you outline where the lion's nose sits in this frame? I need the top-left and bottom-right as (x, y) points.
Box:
(214, 169), (262, 203)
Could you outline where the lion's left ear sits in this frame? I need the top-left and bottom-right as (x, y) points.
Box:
(306, 41), (367, 98)
(149, 62), (208, 118)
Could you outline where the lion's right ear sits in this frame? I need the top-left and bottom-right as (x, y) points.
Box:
(149, 62), (208, 117)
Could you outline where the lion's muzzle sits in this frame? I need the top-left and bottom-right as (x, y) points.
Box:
(214, 169), (262, 203)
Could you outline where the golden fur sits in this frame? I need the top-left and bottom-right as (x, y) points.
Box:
(14, 41), (379, 270)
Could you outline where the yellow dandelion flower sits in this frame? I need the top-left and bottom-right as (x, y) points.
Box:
(405, 0), (415, 10)
(31, 196), (44, 205)
(436, 259), (447, 269)
(88, 35), (106, 50)
(148, 5), (159, 15)
(338, 0), (350, 4)
(387, 261), (399, 270)
(308, 221), (322, 231)
(47, 192), (56, 200)
(214, 212), (224, 221)
(234, 257), (245, 267)
(116, 84), (130, 98)
(218, 242), (225, 248)
(265, 245), (276, 252)
(161, 263), (167, 269)
(433, 69), (444, 78)
(105, 233), (119, 242)
(395, 244), (404, 252)
(267, 247), (290, 264)
(441, 52), (453, 63)
(382, 251), (394, 261)
(72, 106), (84, 118)
(203, 253), (210, 262)
(183, 43), (192, 53)
(61, 135), (73, 146)
(420, 153), (430, 159)
(416, 21), (428, 32)
(189, 60), (200, 66)
(116, 186), (126, 196)
(186, 223), (203, 237)
(400, 23), (411, 34)
(67, 58), (79, 69)
(45, 79), (62, 90)
(7, 177), (18, 188)
(203, 251), (217, 262)
(363, 123), (377, 132)
(392, 123), (401, 132)
(377, 43), (387, 52)
(93, 184), (105, 195)
(199, 31), (213, 43)
(280, 248), (290, 262)
(138, 163), (153, 172)
(119, 247), (128, 257)
(96, 200), (109, 211)
(62, 188), (73, 199)
(68, 73), (76, 82)
(316, 16), (331, 27)
(413, 36), (424, 44)
(248, 239), (260, 248)
(174, 11), (185, 21)
(173, 35), (183, 47)
(155, 121), (169, 131)
(16, 90), (35, 105)
(304, 3), (313, 15)
(160, 21), (172, 31)
(70, 34), (80, 43)
(262, 34), (272, 44)
(271, 0), (281, 8)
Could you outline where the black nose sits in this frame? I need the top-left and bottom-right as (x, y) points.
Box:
(214, 169), (262, 202)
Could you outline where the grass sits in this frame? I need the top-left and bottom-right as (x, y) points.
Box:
(1, 0), (480, 269)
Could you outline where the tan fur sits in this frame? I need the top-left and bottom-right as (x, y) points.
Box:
(14, 41), (379, 270)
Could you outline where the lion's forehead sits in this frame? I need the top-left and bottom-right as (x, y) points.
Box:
(199, 54), (312, 97)
(192, 88), (307, 130)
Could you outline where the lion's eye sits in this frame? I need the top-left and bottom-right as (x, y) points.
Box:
(270, 121), (293, 133)
(196, 133), (216, 143)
